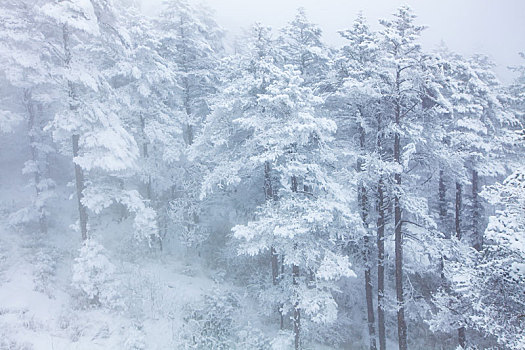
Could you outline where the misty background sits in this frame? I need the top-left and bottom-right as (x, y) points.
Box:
(141, 0), (525, 83)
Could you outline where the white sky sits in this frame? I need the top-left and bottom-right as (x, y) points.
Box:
(141, 0), (525, 83)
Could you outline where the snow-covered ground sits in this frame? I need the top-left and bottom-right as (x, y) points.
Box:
(0, 130), (225, 349)
(0, 129), (336, 350)
(0, 211), (243, 350)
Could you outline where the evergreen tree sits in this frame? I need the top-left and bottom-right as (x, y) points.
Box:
(0, 0), (56, 233)
(156, 0), (224, 251)
(378, 7), (432, 349)
(279, 8), (330, 86)
(230, 66), (358, 350)
(41, 0), (156, 243)
(335, 13), (383, 350)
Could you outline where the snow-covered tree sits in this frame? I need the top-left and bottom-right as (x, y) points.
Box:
(41, 0), (156, 243)
(0, 0), (57, 234)
(72, 239), (121, 308)
(433, 162), (525, 350)
(215, 64), (359, 349)
(509, 52), (525, 124)
(109, 4), (182, 247)
(278, 8), (330, 87)
(334, 13), (383, 350)
(156, 0), (223, 146)
(378, 7), (434, 350)
(155, 0), (224, 250)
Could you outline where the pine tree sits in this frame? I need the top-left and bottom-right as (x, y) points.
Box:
(112, 3), (183, 247)
(279, 8), (330, 87)
(378, 7), (427, 349)
(156, 0), (224, 250)
(230, 66), (358, 349)
(41, 0), (156, 243)
(335, 13), (382, 350)
(428, 48), (520, 349)
(195, 22), (288, 324)
(0, 0), (56, 234)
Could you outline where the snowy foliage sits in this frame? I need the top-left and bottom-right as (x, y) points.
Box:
(0, 2), (523, 350)
(72, 240), (122, 308)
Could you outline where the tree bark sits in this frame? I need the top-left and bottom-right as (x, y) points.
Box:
(455, 182), (462, 240)
(471, 170), (482, 251)
(458, 326), (466, 349)
(364, 244), (377, 350)
(376, 116), (386, 350)
(454, 180), (466, 347)
(63, 24), (88, 241)
(291, 252), (300, 347)
(377, 177), (386, 350)
(438, 169), (448, 236)
(394, 79), (407, 350)
(24, 90), (47, 235)
(265, 161), (284, 328)
(394, 146), (407, 350)
(358, 123), (377, 350)
(281, 255), (285, 330)
(290, 174), (300, 350)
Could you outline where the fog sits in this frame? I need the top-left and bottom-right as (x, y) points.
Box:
(2, 1), (524, 349)
(142, 0), (525, 83)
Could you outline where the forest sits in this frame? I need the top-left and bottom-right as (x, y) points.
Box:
(0, 0), (524, 349)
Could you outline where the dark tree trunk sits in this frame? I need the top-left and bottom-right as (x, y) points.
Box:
(271, 246), (283, 325)
(291, 175), (300, 350)
(394, 94), (407, 350)
(471, 170), (482, 251)
(63, 24), (88, 241)
(458, 326), (466, 349)
(265, 161), (284, 327)
(364, 249), (377, 350)
(281, 255), (285, 330)
(376, 116), (386, 350)
(264, 161), (274, 200)
(455, 180), (466, 347)
(291, 246), (300, 348)
(358, 123), (377, 350)
(377, 177), (386, 350)
(438, 169), (448, 236)
(455, 182), (462, 240)
(139, 114), (162, 250)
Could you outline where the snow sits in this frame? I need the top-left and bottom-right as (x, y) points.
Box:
(1, 1), (523, 349)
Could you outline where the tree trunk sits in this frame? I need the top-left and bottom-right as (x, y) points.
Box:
(455, 182), (462, 240)
(293, 263), (300, 350)
(139, 114), (152, 200)
(394, 93), (407, 350)
(24, 90), (47, 235)
(281, 255), (285, 330)
(364, 247), (377, 350)
(376, 114), (386, 350)
(438, 169), (448, 236)
(458, 326), (466, 349)
(63, 24), (88, 241)
(358, 123), (377, 350)
(454, 180), (466, 347)
(183, 74), (194, 146)
(73, 134), (88, 241)
(265, 161), (284, 327)
(377, 177), (386, 350)
(471, 170), (482, 251)
(290, 174), (300, 350)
